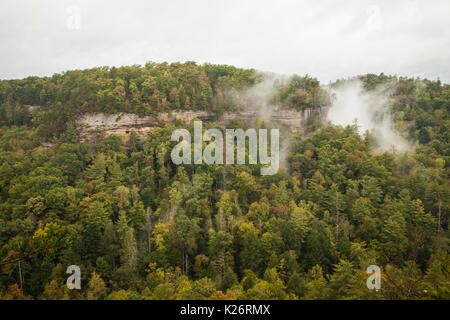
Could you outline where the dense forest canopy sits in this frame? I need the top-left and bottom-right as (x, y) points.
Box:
(0, 62), (448, 300)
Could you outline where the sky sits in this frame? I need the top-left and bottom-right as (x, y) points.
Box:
(1, 0), (449, 83)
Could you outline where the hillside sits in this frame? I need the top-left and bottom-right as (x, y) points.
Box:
(0, 62), (448, 300)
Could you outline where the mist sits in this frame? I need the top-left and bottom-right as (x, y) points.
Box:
(219, 73), (293, 170)
(238, 73), (285, 115)
(327, 80), (413, 152)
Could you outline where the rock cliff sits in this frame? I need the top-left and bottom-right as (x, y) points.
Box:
(75, 108), (327, 141)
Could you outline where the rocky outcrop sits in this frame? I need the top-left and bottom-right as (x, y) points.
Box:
(75, 111), (214, 140)
(75, 108), (327, 141)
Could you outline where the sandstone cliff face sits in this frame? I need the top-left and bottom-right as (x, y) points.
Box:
(75, 111), (213, 140)
(75, 108), (327, 141)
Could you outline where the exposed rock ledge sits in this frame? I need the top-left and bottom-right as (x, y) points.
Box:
(75, 108), (326, 141)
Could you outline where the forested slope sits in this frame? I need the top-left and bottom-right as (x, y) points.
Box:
(0, 62), (448, 300)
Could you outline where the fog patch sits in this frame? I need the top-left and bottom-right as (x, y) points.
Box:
(327, 80), (413, 152)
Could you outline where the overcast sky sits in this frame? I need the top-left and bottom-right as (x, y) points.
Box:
(1, 0), (449, 83)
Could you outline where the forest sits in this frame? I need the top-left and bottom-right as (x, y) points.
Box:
(0, 62), (448, 300)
